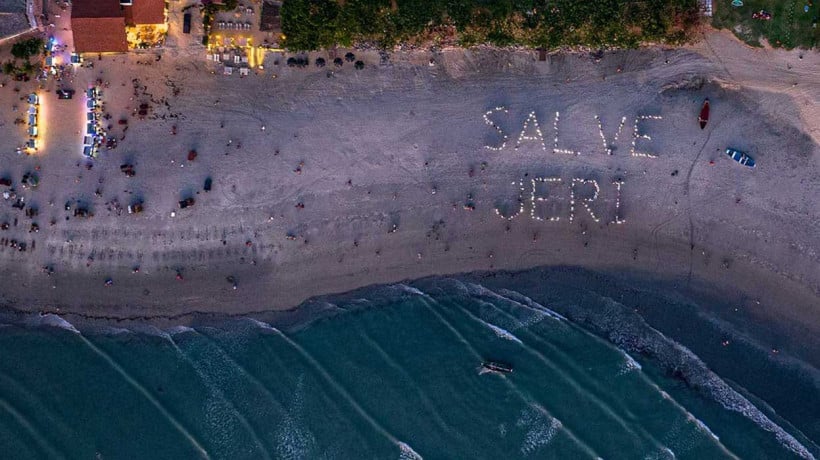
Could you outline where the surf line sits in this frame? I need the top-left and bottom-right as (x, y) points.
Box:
(267, 325), (419, 458)
(0, 397), (64, 459)
(416, 295), (600, 459)
(165, 333), (273, 460)
(76, 334), (211, 459)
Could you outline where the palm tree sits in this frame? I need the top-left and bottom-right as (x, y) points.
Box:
(345, 52), (355, 62)
(333, 57), (343, 67)
(315, 57), (326, 67)
(354, 60), (364, 70)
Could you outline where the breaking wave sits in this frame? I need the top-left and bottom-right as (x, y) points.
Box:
(516, 405), (562, 456)
(558, 292), (815, 459)
(27, 313), (80, 334)
(480, 319), (524, 344)
(397, 441), (423, 460)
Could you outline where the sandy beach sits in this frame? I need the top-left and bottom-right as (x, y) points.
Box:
(0, 28), (817, 347)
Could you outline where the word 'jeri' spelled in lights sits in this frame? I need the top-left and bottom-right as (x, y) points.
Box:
(610, 180), (626, 225)
(530, 177), (562, 221)
(570, 178), (601, 223)
(494, 180), (526, 220)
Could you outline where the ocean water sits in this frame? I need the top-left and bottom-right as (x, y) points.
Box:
(0, 274), (818, 459)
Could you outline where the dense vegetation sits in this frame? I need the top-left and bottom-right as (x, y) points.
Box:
(1, 38), (43, 77)
(281, 0), (702, 50)
(712, 0), (818, 49)
(11, 38), (44, 60)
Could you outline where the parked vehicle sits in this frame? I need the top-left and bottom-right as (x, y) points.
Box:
(127, 202), (144, 214)
(57, 89), (74, 99)
(725, 148), (756, 168)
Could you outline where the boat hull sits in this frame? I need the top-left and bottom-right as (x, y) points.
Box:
(699, 100), (710, 129)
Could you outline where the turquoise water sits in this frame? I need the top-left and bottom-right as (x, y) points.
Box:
(0, 276), (817, 459)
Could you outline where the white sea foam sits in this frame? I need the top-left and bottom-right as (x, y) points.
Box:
(495, 288), (566, 321)
(30, 313), (80, 334)
(688, 415), (720, 441)
(516, 405), (561, 456)
(480, 320), (524, 345)
(242, 317), (278, 332)
(275, 377), (317, 460)
(167, 325), (196, 336)
(120, 324), (173, 342)
(397, 441), (423, 460)
(394, 284), (429, 298)
(588, 296), (815, 459)
(643, 447), (677, 460)
(618, 349), (642, 374)
(100, 326), (132, 336)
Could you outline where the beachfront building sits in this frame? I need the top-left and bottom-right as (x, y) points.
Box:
(71, 0), (128, 54)
(208, 0), (280, 70)
(0, 0), (34, 42)
(71, 0), (166, 54)
(124, 0), (168, 48)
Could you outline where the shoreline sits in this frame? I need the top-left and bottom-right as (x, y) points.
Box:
(0, 31), (817, 351)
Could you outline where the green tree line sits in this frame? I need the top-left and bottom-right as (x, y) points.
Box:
(281, 0), (701, 50)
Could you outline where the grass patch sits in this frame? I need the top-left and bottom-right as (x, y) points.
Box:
(281, 0), (702, 51)
(711, 0), (819, 49)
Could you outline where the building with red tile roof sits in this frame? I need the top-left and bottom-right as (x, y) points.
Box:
(71, 0), (128, 53)
(125, 0), (166, 26)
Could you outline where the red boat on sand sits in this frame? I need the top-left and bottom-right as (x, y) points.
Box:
(699, 99), (710, 129)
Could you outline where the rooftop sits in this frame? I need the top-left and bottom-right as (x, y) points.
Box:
(125, 0), (165, 25)
(73, 16), (128, 53)
(72, 0), (123, 19)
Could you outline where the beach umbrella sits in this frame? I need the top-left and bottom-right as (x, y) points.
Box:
(315, 57), (326, 67)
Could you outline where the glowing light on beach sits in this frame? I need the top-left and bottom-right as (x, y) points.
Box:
(483, 107), (508, 151)
(595, 115), (626, 155)
(610, 180), (626, 224)
(25, 92), (42, 154)
(631, 115), (662, 158)
(516, 111), (546, 151)
(553, 112), (579, 155)
(530, 177), (562, 221)
(570, 178), (601, 223)
(494, 179), (525, 220)
(35, 92), (46, 153)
